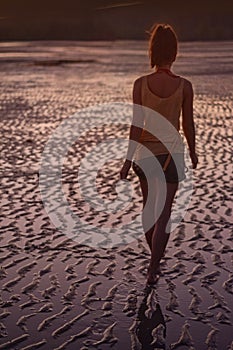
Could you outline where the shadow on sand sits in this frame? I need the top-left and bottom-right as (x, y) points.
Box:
(136, 285), (166, 349)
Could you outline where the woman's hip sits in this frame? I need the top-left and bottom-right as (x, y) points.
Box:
(132, 153), (185, 183)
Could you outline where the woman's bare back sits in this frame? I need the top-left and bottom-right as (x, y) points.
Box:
(146, 71), (182, 99)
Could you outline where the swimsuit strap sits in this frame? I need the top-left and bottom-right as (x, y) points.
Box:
(163, 153), (171, 171)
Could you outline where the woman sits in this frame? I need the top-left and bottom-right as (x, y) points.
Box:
(120, 23), (198, 285)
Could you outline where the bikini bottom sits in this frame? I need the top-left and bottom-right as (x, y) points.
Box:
(132, 153), (185, 183)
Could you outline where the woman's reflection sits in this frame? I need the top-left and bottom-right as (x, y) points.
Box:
(134, 285), (166, 349)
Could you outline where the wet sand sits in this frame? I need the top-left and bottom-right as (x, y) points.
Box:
(0, 40), (232, 349)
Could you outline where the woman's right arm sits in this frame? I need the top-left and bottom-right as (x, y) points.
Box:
(125, 77), (144, 160)
(182, 79), (198, 169)
(120, 77), (144, 179)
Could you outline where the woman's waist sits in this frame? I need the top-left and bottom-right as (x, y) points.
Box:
(135, 140), (184, 158)
(139, 128), (180, 142)
(139, 140), (184, 149)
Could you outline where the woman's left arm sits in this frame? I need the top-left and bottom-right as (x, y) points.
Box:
(120, 77), (144, 180)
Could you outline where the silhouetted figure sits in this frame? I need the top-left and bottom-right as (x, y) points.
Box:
(120, 23), (198, 285)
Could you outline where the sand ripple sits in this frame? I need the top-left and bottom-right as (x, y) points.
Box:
(0, 40), (232, 349)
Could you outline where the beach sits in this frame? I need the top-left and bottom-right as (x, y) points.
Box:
(0, 40), (232, 349)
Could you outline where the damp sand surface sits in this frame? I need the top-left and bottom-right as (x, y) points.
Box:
(0, 40), (233, 349)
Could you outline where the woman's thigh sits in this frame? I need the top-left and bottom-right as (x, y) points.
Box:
(141, 177), (178, 221)
(137, 170), (178, 230)
(155, 180), (178, 234)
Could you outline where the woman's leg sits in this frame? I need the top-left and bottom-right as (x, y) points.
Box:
(148, 180), (178, 281)
(139, 177), (155, 251)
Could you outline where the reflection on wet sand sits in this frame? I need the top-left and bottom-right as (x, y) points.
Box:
(135, 286), (166, 349)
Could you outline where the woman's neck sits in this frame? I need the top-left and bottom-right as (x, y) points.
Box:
(155, 65), (178, 78)
(156, 64), (172, 71)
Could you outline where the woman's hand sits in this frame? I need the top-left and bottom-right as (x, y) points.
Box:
(190, 152), (198, 169)
(120, 159), (132, 180)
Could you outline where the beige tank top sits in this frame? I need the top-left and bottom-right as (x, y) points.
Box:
(134, 74), (184, 161)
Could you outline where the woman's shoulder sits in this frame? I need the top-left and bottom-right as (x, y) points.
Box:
(132, 76), (145, 104)
(133, 75), (148, 93)
(180, 76), (193, 89)
(180, 77), (193, 100)
(132, 76), (144, 96)
(133, 75), (146, 86)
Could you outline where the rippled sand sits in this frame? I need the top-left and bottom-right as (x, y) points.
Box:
(0, 40), (232, 349)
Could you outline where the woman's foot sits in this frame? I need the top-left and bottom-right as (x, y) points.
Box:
(147, 273), (159, 285)
(147, 264), (161, 276)
(147, 265), (161, 285)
